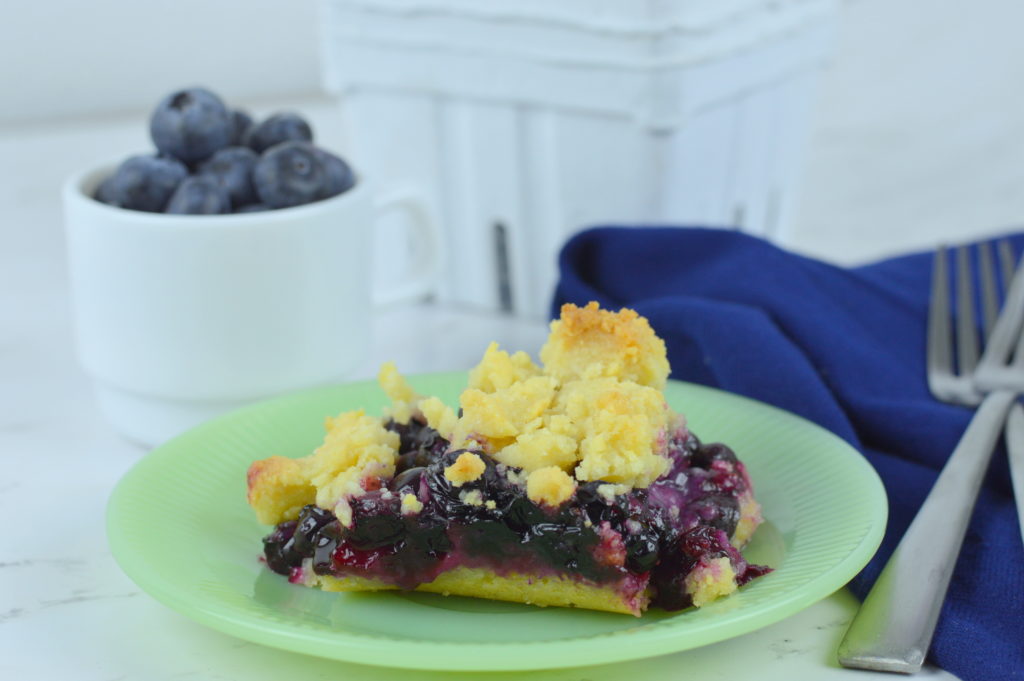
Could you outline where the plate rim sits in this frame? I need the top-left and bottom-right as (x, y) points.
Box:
(107, 373), (887, 671)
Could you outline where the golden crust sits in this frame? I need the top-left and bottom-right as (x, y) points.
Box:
(314, 567), (647, 617)
(540, 302), (670, 390)
(246, 456), (315, 526)
(450, 304), (673, 489)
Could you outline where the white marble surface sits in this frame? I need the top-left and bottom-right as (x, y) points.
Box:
(0, 115), (959, 680)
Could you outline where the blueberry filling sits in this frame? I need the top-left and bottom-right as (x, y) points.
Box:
(262, 423), (770, 610)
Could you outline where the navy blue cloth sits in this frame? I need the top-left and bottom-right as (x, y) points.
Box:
(553, 227), (1024, 681)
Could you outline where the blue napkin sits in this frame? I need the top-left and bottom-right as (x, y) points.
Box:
(553, 226), (1024, 681)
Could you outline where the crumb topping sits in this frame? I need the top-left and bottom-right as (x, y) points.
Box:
(526, 466), (577, 507)
(444, 452), (486, 486)
(306, 410), (399, 509)
(447, 304), (672, 488)
(418, 396), (459, 440)
(540, 302), (670, 389)
(334, 498), (354, 528)
(378, 362), (418, 424)
(401, 493), (423, 515)
(247, 301), (677, 526)
(685, 556), (738, 607)
(455, 376), (557, 442)
(459, 489), (485, 506)
(468, 342), (541, 392)
(246, 456), (315, 525)
(597, 483), (630, 502)
(245, 409), (398, 526)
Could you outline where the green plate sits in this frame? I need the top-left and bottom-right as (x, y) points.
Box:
(107, 373), (886, 671)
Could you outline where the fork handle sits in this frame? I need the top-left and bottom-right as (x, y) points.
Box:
(838, 390), (1016, 673)
(1004, 402), (1024, 546)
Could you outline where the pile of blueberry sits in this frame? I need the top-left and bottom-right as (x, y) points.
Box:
(94, 87), (355, 215)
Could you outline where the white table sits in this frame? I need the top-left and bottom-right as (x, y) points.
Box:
(0, 114), (956, 681)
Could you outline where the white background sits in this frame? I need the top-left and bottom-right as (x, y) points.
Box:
(1, 0), (1022, 264)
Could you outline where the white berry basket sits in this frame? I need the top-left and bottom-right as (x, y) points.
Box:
(320, 0), (839, 317)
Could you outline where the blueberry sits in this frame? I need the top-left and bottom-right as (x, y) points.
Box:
(690, 443), (738, 469)
(316, 148), (356, 198)
(576, 480), (629, 526)
(230, 109), (254, 146)
(502, 495), (545, 533)
(692, 494), (740, 536)
(196, 146), (259, 207)
(311, 520), (344, 574)
(289, 505), (336, 557)
(679, 525), (730, 560)
(234, 203), (270, 213)
(391, 466), (425, 494)
(94, 177), (120, 205)
(165, 176), (231, 215)
(252, 141), (335, 208)
(622, 516), (662, 572)
(262, 520), (299, 575)
(651, 556), (693, 611)
(348, 493), (405, 550)
(388, 419), (449, 473)
(95, 154), (188, 212)
(149, 87), (232, 164)
(245, 112), (313, 153)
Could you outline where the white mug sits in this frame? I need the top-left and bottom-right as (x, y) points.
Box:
(63, 164), (438, 446)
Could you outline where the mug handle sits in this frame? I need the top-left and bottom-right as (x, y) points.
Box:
(372, 187), (441, 306)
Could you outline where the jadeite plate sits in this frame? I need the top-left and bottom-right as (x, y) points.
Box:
(107, 373), (886, 672)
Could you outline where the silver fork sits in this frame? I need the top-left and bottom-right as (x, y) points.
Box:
(838, 240), (1024, 673)
(974, 245), (1024, 545)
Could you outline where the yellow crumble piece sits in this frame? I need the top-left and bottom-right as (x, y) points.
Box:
(468, 342), (541, 393)
(444, 452), (486, 487)
(685, 557), (738, 607)
(540, 301), (670, 389)
(307, 410), (399, 509)
(419, 396), (459, 440)
(455, 376), (558, 442)
(378, 361), (418, 424)
(246, 456), (315, 526)
(597, 483), (630, 502)
(401, 493), (423, 515)
(526, 466), (576, 507)
(246, 409), (398, 526)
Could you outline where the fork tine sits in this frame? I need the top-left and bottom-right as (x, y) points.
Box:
(979, 241), (998, 340)
(976, 241), (1024, 387)
(955, 246), (980, 375)
(998, 239), (1016, 292)
(997, 240), (1024, 363)
(927, 247), (953, 391)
